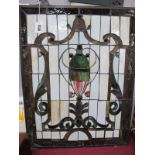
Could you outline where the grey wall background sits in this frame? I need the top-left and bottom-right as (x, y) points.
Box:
(19, 0), (135, 7)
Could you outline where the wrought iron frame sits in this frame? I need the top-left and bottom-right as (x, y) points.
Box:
(20, 5), (135, 148)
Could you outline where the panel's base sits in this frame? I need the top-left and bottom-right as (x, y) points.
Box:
(31, 137), (129, 148)
(31, 137), (134, 155)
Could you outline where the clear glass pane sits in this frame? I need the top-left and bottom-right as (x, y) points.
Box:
(110, 16), (120, 45)
(32, 74), (38, 95)
(119, 49), (126, 74)
(60, 101), (69, 119)
(118, 74), (124, 94)
(89, 100), (97, 119)
(90, 74), (99, 99)
(68, 15), (78, 44)
(48, 15), (58, 40)
(120, 17), (130, 45)
(51, 132), (60, 139)
(100, 16), (110, 41)
(90, 45), (99, 73)
(91, 15), (100, 42)
(79, 15), (91, 44)
(105, 131), (113, 138)
(68, 132), (78, 141)
(39, 55), (45, 73)
(113, 130), (119, 137)
(99, 75), (109, 100)
(100, 46), (109, 73)
(49, 46), (59, 73)
(58, 15), (67, 41)
(31, 48), (38, 73)
(51, 101), (60, 125)
(37, 15), (47, 44)
(96, 131), (105, 138)
(50, 75), (59, 100)
(60, 75), (69, 100)
(97, 101), (106, 124)
(43, 131), (51, 139)
(59, 45), (69, 74)
(78, 131), (89, 140)
(36, 132), (42, 139)
(27, 15), (37, 44)
(35, 113), (42, 131)
(115, 112), (121, 129)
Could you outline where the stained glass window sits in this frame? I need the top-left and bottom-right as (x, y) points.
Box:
(20, 6), (135, 147)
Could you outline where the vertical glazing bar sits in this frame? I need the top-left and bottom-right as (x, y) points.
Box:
(37, 13), (48, 137)
(116, 16), (121, 138)
(67, 13), (70, 123)
(104, 9), (112, 139)
(45, 9), (52, 140)
(36, 13), (43, 139)
(77, 8), (80, 141)
(96, 14), (101, 138)
(104, 9), (111, 139)
(88, 14), (92, 121)
(113, 16), (121, 138)
(56, 13), (61, 140)
(29, 47), (37, 142)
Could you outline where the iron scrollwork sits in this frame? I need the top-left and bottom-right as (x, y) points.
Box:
(25, 14), (126, 140)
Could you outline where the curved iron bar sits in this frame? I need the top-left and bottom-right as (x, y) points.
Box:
(59, 47), (76, 85)
(34, 71), (47, 101)
(59, 46), (100, 97)
(82, 47), (100, 85)
(48, 16), (110, 46)
(36, 101), (48, 116)
(106, 116), (115, 129)
(48, 28), (75, 45)
(34, 32), (52, 55)
(24, 45), (49, 117)
(59, 49), (78, 97)
(34, 33), (52, 126)
(64, 128), (92, 141)
(34, 72), (48, 116)
(69, 101), (89, 117)
(109, 101), (121, 115)
(48, 100), (109, 130)
(47, 115), (109, 130)
(48, 117), (75, 129)
(109, 51), (123, 115)
(82, 116), (109, 129)
(83, 30), (109, 45)
(103, 33), (124, 127)
(61, 47), (98, 70)
(105, 38), (123, 121)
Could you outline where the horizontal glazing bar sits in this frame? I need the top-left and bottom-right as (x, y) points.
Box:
(20, 44), (130, 47)
(29, 72), (134, 75)
(35, 99), (133, 102)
